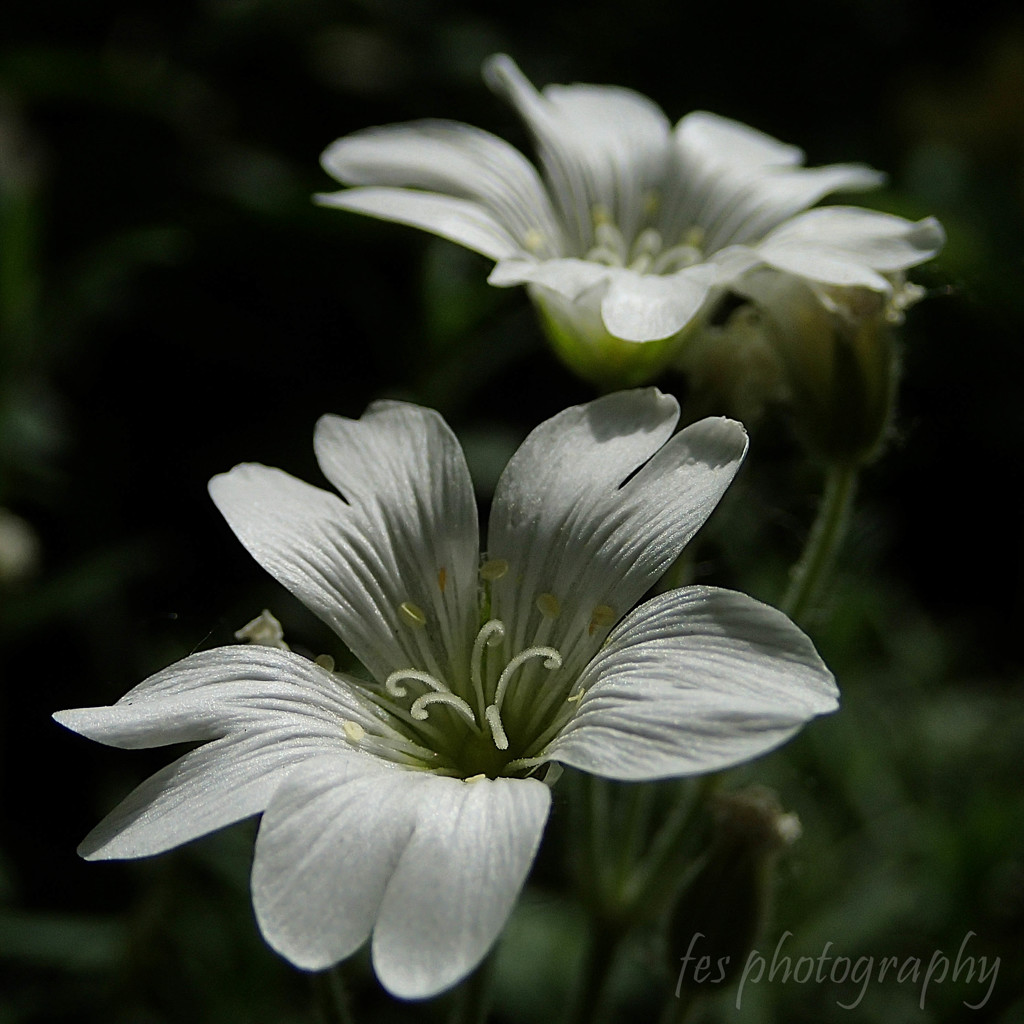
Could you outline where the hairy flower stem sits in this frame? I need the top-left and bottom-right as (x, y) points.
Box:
(780, 463), (858, 625)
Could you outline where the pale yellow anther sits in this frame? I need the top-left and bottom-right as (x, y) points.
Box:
(464, 773), (487, 784)
(567, 687), (585, 704)
(683, 225), (705, 249)
(643, 189), (660, 217)
(588, 604), (616, 635)
(523, 228), (545, 253)
(479, 558), (509, 581)
(399, 601), (427, 627)
(592, 203), (612, 226)
(342, 721), (365, 744)
(536, 592), (561, 619)
(437, 567), (447, 593)
(315, 654), (336, 671)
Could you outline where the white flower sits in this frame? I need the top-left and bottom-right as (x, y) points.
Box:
(318, 55), (944, 381)
(53, 390), (837, 999)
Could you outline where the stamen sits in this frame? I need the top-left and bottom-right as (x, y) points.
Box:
(484, 704), (509, 750)
(592, 221), (628, 264)
(586, 244), (625, 267)
(342, 720), (365, 744)
(651, 244), (702, 274)
(399, 601), (427, 627)
(629, 228), (664, 274)
(493, 645), (563, 709)
(536, 592), (561, 619)
(315, 653), (336, 671)
(410, 690), (478, 727)
(523, 228), (545, 253)
(472, 619), (506, 690)
(464, 773), (487, 784)
(630, 226), (663, 262)
(437, 567), (447, 593)
(503, 753), (547, 773)
(480, 558), (509, 581)
(384, 668), (449, 698)
(567, 687), (585, 704)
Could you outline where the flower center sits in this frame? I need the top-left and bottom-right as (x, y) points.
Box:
(379, 617), (566, 779)
(583, 206), (705, 275)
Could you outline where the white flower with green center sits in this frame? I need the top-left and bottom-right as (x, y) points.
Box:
(318, 55), (944, 385)
(53, 389), (837, 999)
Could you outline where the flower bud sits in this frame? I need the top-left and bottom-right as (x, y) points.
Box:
(673, 298), (789, 426)
(758, 273), (911, 466)
(668, 786), (800, 993)
(678, 270), (925, 466)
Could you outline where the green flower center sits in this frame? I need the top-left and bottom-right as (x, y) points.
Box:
(583, 205), (705, 275)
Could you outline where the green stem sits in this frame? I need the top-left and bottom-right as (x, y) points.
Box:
(566, 922), (622, 1024)
(624, 774), (718, 914)
(310, 965), (355, 1024)
(780, 463), (858, 625)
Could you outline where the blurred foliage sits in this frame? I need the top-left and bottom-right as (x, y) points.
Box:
(2, 0), (1023, 1022)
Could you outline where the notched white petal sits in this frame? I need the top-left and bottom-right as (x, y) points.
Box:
(674, 110), (804, 169)
(372, 775), (550, 999)
(756, 207), (945, 285)
(252, 757), (420, 972)
(53, 645), (377, 749)
(316, 186), (522, 261)
(546, 587), (837, 780)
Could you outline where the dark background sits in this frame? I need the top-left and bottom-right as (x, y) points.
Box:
(2, 1), (1022, 1021)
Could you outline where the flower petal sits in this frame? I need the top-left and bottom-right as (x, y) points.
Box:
(209, 402), (480, 684)
(545, 587), (838, 780)
(69, 735), (322, 860)
(599, 264), (719, 342)
(317, 187), (522, 261)
(372, 774), (550, 998)
(54, 645), (377, 749)
(484, 54), (670, 250)
(319, 120), (562, 256)
(251, 756), (421, 972)
(675, 111), (805, 170)
(755, 207), (946, 287)
(252, 764), (549, 996)
(487, 390), (747, 680)
(488, 255), (611, 298)
(313, 400), (480, 681)
(706, 163), (885, 250)
(661, 111), (801, 244)
(53, 646), (379, 859)
(662, 111), (885, 254)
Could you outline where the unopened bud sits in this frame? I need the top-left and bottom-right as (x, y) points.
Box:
(669, 786), (800, 992)
(746, 272), (905, 466)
